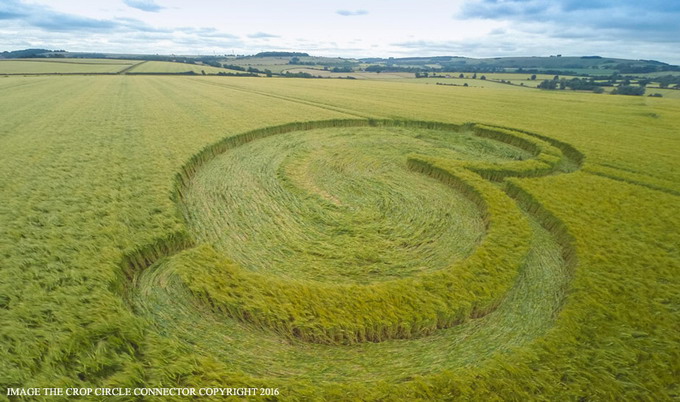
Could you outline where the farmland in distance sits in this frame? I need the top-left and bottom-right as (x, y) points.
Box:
(0, 58), (141, 74)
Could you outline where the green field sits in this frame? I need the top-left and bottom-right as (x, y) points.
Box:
(283, 67), (414, 79)
(0, 59), (252, 75)
(0, 58), (140, 74)
(127, 61), (247, 75)
(0, 74), (677, 400)
(645, 88), (680, 99)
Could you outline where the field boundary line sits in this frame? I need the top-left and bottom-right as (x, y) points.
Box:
(119, 60), (147, 74)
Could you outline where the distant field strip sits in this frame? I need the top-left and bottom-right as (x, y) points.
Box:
(0, 59), (141, 74)
(8, 58), (139, 65)
(126, 60), (247, 75)
(0, 59), (249, 76)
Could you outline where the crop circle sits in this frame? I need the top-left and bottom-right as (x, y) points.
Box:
(182, 125), (530, 283)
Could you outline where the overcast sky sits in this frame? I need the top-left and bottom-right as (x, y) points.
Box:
(1, 0), (679, 64)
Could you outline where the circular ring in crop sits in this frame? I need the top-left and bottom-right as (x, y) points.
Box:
(121, 119), (580, 349)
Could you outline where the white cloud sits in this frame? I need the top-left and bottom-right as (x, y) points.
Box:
(336, 10), (368, 17)
(122, 0), (164, 13)
(0, 0), (678, 64)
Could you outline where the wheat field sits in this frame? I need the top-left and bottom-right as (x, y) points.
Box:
(0, 75), (677, 400)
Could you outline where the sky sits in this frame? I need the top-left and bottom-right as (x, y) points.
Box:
(1, 0), (679, 64)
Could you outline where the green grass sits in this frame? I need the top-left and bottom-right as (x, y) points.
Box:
(0, 74), (677, 400)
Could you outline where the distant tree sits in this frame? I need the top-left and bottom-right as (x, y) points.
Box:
(201, 70), (206, 75)
(222, 64), (246, 71)
(538, 79), (558, 90)
(255, 52), (309, 57)
(563, 78), (602, 91)
(553, 75), (559, 80)
(290, 56), (300, 64)
(648, 93), (663, 97)
(0, 48), (52, 58)
(530, 74), (537, 80)
(611, 85), (645, 96)
(332, 66), (353, 73)
(200, 58), (222, 68)
(593, 87), (605, 94)
(480, 75), (486, 80)
(459, 73), (464, 78)
(282, 71), (314, 78)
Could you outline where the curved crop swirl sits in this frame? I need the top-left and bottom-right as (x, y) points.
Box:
(120, 119), (582, 396)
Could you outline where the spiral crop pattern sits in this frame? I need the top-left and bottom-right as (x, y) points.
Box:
(121, 119), (581, 395)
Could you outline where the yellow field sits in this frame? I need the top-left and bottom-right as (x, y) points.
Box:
(126, 60), (247, 75)
(0, 75), (677, 400)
